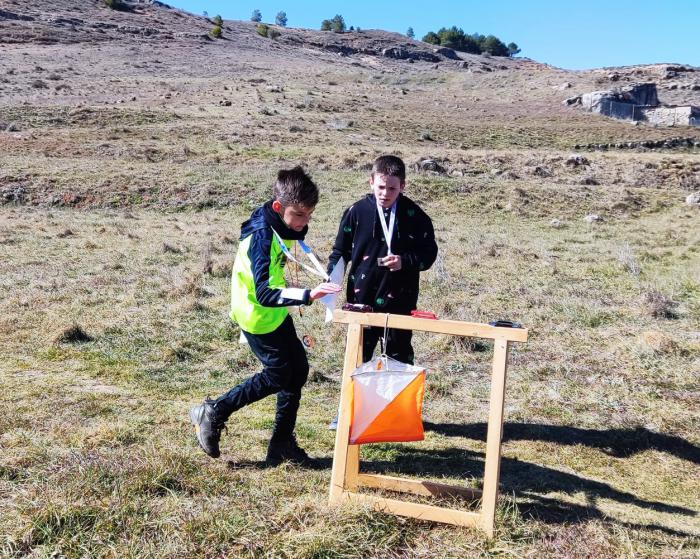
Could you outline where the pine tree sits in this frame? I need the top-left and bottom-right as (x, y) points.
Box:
(331, 14), (345, 33)
(275, 11), (287, 27)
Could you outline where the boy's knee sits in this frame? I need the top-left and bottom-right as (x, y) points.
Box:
(286, 361), (309, 393)
(257, 369), (288, 393)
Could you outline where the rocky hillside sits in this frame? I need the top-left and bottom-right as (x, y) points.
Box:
(0, 0), (510, 65)
(1, 0), (699, 208)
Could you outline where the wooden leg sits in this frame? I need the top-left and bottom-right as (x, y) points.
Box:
(329, 324), (363, 503)
(344, 326), (364, 491)
(480, 339), (509, 538)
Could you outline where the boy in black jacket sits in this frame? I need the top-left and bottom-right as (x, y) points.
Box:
(328, 155), (438, 364)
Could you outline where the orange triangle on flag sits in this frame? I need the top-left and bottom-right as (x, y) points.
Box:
(351, 372), (426, 445)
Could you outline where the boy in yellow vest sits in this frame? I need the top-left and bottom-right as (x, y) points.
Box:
(190, 167), (340, 467)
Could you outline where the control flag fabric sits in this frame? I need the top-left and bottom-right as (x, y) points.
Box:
(350, 356), (426, 445)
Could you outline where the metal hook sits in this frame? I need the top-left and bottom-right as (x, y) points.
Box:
(380, 313), (390, 367)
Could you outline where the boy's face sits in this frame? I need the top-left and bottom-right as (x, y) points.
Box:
(272, 200), (315, 232)
(370, 173), (405, 208)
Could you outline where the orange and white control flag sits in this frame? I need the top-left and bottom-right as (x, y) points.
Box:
(350, 356), (426, 445)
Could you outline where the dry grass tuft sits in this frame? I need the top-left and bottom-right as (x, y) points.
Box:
(171, 270), (211, 298)
(617, 243), (641, 276)
(645, 289), (679, 319)
(52, 323), (93, 344)
(209, 259), (233, 278)
(162, 342), (194, 362)
(163, 242), (183, 254)
(639, 330), (679, 354)
(201, 248), (213, 275)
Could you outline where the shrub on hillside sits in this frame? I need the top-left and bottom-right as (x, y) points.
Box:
(251, 9), (262, 23)
(255, 24), (279, 40)
(422, 31), (440, 45)
(212, 14), (223, 26)
(321, 15), (346, 33)
(210, 25), (222, 39)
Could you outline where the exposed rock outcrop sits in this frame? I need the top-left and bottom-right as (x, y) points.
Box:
(565, 83), (699, 127)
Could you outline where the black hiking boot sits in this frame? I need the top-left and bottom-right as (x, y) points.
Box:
(189, 399), (225, 459)
(265, 434), (320, 469)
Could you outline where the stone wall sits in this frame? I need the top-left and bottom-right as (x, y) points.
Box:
(640, 106), (700, 126)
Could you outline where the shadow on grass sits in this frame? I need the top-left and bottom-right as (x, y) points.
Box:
(225, 457), (333, 471)
(352, 422), (699, 536)
(425, 422), (700, 464)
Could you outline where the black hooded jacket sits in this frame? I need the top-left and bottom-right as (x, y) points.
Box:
(327, 193), (438, 313)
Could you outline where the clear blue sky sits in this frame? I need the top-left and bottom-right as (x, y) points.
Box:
(166, 0), (699, 70)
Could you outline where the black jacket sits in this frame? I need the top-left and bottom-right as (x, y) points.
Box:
(328, 193), (437, 314)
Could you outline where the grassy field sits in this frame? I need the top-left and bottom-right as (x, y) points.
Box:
(1, 163), (699, 557)
(1, 3), (699, 555)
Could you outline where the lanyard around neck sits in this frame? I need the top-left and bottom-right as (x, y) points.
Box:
(376, 201), (396, 255)
(271, 228), (329, 281)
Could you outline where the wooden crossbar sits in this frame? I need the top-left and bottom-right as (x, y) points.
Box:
(357, 473), (482, 500)
(328, 310), (528, 538)
(343, 493), (483, 528)
(333, 310), (528, 342)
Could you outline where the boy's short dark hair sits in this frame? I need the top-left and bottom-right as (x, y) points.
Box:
(372, 155), (406, 182)
(273, 166), (319, 208)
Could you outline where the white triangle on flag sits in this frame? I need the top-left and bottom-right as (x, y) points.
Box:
(350, 357), (424, 442)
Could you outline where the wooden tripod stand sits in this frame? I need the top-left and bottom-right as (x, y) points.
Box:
(328, 310), (528, 537)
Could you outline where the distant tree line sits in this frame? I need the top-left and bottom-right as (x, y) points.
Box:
(422, 27), (520, 57)
(248, 9), (287, 27)
(197, 8), (519, 54)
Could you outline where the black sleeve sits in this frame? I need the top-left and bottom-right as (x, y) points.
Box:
(248, 229), (311, 307)
(399, 212), (438, 272)
(327, 207), (353, 274)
